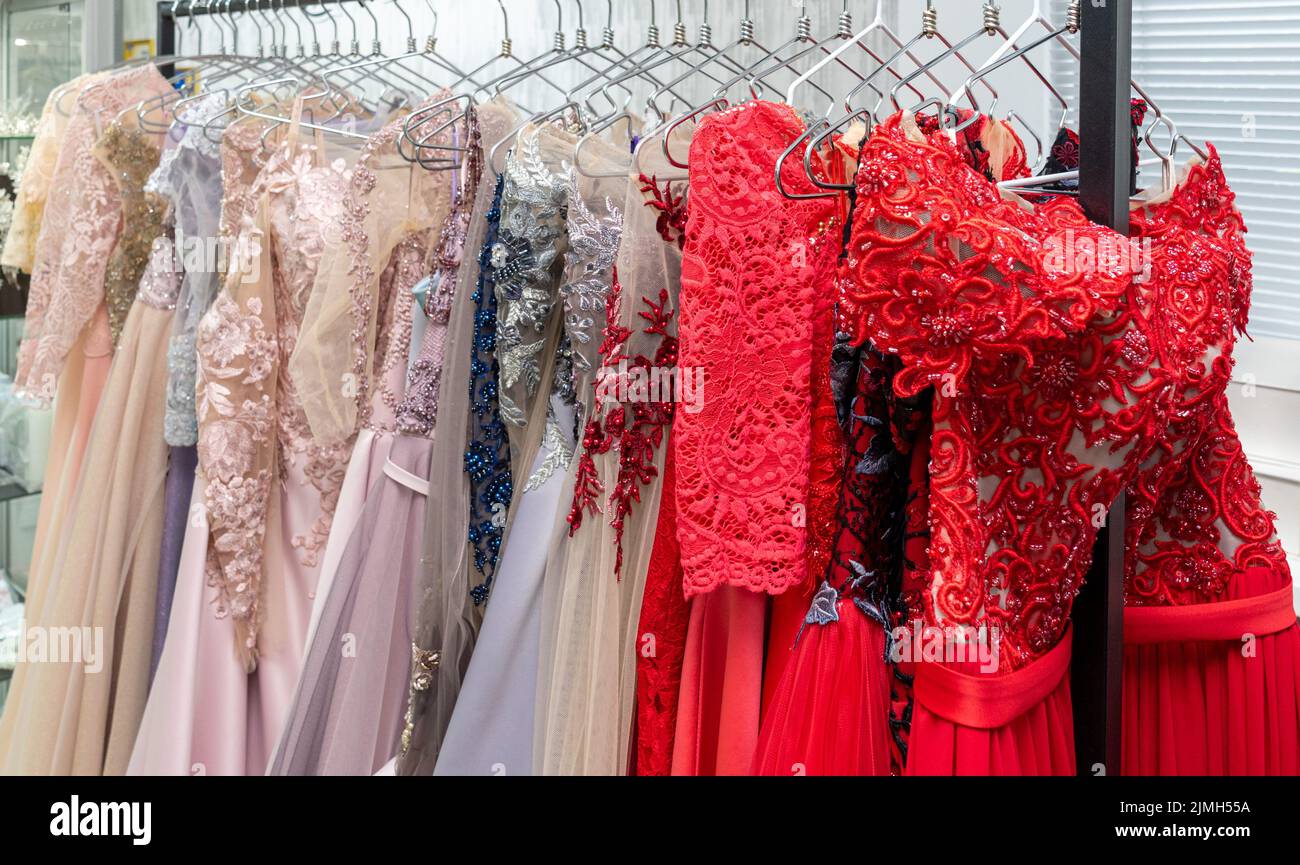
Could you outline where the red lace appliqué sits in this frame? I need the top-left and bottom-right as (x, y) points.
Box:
(1124, 147), (1291, 606)
(639, 173), (688, 249)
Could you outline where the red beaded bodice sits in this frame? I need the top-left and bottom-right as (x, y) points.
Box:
(837, 113), (1286, 671)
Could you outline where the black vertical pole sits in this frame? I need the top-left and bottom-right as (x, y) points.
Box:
(1073, 0), (1130, 778)
(156, 1), (177, 79)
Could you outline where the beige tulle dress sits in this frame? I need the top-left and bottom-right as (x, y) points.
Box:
(0, 108), (176, 775)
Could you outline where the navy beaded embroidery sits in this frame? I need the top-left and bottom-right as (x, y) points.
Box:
(465, 175), (513, 606)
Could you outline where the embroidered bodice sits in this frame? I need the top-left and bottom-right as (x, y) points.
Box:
(525, 129), (628, 494)
(836, 112), (1257, 671)
(16, 64), (172, 404)
(93, 118), (167, 346)
(464, 176), (511, 605)
(673, 100), (841, 597)
(194, 118), (364, 670)
(565, 148), (690, 580)
(136, 232), (183, 312)
(395, 109), (488, 438)
(493, 122), (574, 465)
(1123, 152), (1290, 605)
(289, 95), (453, 443)
(161, 94), (228, 447)
(559, 145), (626, 408)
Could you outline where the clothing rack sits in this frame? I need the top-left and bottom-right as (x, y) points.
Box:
(151, 0), (1135, 775)
(1074, 0), (1130, 777)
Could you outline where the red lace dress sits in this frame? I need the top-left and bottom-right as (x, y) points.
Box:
(666, 100), (842, 775)
(837, 112), (1267, 775)
(1121, 155), (1298, 775)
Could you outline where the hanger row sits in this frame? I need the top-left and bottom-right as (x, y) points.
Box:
(78, 0), (1201, 188)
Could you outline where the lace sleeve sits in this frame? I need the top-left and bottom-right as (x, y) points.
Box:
(289, 120), (451, 444)
(14, 65), (171, 405)
(673, 100), (840, 597)
(195, 189), (278, 673)
(0, 84), (69, 273)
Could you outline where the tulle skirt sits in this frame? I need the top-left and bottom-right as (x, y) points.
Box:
(752, 601), (891, 776)
(0, 302), (170, 775)
(270, 434), (430, 775)
(152, 444), (196, 683)
(1123, 566), (1299, 775)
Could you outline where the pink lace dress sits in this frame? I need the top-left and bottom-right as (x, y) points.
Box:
(128, 114), (370, 775)
(15, 66), (172, 621)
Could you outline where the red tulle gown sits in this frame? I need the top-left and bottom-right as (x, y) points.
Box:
(1122, 150), (1298, 775)
(753, 111), (1029, 776)
(832, 111), (1278, 775)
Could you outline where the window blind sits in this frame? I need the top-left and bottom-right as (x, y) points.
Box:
(1051, 0), (1300, 341)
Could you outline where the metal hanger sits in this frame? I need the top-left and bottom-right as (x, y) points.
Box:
(572, 0), (738, 178)
(304, 0), (447, 118)
(488, 0), (636, 125)
(129, 0), (281, 133)
(485, 0), (644, 173)
(888, 2), (1009, 115)
(586, 0), (747, 133)
(648, 0), (794, 108)
(929, 1), (1064, 154)
(733, 1), (889, 113)
(783, 0), (944, 120)
(777, 0), (975, 198)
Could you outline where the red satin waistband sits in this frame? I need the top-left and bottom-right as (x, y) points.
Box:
(1125, 579), (1297, 646)
(913, 626), (1072, 730)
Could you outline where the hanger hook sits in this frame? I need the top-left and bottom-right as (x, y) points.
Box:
(552, 0), (562, 37)
(390, 0), (414, 45)
(283, 0), (305, 54)
(294, 0), (320, 53)
(336, 0), (360, 54)
(358, 0), (382, 54)
(188, 0), (203, 56)
(496, 0), (510, 41)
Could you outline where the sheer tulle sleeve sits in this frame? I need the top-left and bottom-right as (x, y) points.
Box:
(289, 116), (451, 445)
(163, 94), (228, 447)
(194, 190), (279, 672)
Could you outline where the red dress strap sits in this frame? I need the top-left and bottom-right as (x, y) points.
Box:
(913, 627), (1072, 729)
(1125, 568), (1296, 644)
